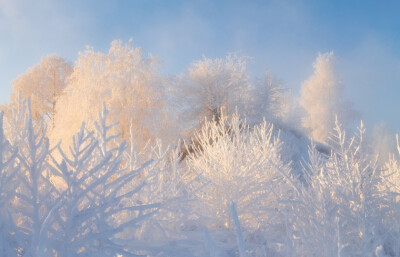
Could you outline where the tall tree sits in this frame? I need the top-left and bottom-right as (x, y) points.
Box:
(175, 54), (251, 131)
(10, 55), (73, 126)
(299, 52), (356, 143)
(51, 40), (175, 151)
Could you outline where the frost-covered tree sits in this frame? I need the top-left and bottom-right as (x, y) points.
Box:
(9, 55), (72, 125)
(248, 72), (301, 129)
(51, 40), (174, 151)
(175, 54), (251, 131)
(300, 52), (356, 143)
(248, 72), (285, 124)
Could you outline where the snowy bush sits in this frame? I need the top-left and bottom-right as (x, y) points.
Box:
(185, 112), (291, 234)
(0, 111), (19, 257)
(284, 119), (396, 257)
(7, 98), (58, 257)
(0, 101), (167, 256)
(45, 106), (161, 256)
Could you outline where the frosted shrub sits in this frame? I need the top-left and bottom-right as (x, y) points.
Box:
(384, 135), (400, 192)
(46, 106), (161, 256)
(0, 111), (19, 257)
(381, 135), (400, 256)
(7, 99), (59, 257)
(186, 112), (291, 231)
(0, 101), (164, 256)
(285, 119), (394, 257)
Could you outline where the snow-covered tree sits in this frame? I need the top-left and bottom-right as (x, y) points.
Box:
(10, 55), (72, 125)
(175, 54), (252, 131)
(300, 52), (356, 143)
(51, 40), (175, 152)
(248, 72), (301, 130)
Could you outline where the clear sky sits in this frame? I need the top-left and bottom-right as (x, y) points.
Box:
(1, 0), (400, 132)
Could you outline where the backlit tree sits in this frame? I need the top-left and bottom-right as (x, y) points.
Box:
(299, 52), (356, 143)
(10, 55), (73, 126)
(51, 40), (174, 151)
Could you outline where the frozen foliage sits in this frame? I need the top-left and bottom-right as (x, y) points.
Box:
(300, 52), (357, 143)
(186, 112), (291, 231)
(282, 120), (396, 256)
(51, 40), (175, 151)
(248, 72), (297, 127)
(174, 55), (295, 134)
(45, 106), (161, 256)
(1, 96), (400, 256)
(2, 41), (400, 257)
(0, 111), (19, 257)
(174, 55), (295, 163)
(9, 55), (72, 124)
(0, 101), (172, 256)
(174, 54), (252, 130)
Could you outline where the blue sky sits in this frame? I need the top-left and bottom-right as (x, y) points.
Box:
(1, 0), (400, 132)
